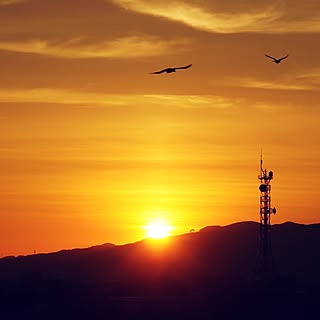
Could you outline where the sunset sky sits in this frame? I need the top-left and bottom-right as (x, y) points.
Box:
(1, 0), (320, 256)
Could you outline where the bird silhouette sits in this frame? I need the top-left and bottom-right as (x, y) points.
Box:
(265, 54), (289, 64)
(150, 64), (192, 74)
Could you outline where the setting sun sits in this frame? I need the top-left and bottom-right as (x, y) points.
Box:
(145, 219), (172, 239)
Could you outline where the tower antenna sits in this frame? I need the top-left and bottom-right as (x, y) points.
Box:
(257, 152), (276, 279)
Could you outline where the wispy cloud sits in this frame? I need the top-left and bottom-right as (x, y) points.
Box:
(295, 69), (320, 88)
(237, 78), (315, 91)
(236, 68), (320, 91)
(111, 0), (279, 33)
(143, 94), (238, 108)
(0, 88), (239, 108)
(0, 36), (188, 58)
(111, 0), (320, 33)
(0, 0), (25, 5)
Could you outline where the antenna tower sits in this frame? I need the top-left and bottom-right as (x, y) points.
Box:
(257, 152), (276, 278)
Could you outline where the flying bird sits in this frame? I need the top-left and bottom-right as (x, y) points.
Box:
(265, 54), (289, 64)
(150, 64), (192, 74)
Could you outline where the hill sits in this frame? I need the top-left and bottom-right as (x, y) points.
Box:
(0, 221), (319, 319)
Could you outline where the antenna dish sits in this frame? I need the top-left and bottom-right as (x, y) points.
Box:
(259, 184), (268, 192)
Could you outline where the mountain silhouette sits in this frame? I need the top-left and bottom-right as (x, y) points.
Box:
(0, 221), (319, 320)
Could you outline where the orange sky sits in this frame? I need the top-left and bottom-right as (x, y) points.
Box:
(1, 0), (320, 256)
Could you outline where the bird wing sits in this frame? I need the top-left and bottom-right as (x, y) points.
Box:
(150, 68), (168, 74)
(265, 54), (276, 61)
(175, 64), (192, 70)
(278, 54), (289, 61)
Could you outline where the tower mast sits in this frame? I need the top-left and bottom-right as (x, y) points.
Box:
(257, 152), (276, 278)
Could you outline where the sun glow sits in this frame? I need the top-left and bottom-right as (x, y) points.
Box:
(145, 219), (172, 239)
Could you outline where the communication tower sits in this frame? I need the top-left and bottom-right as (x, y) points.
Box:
(257, 152), (276, 278)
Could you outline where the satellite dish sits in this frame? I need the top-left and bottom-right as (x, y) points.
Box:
(259, 184), (268, 192)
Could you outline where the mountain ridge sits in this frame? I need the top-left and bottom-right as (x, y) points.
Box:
(1, 220), (320, 320)
(1, 220), (320, 281)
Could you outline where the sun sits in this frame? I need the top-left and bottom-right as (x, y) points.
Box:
(145, 219), (172, 239)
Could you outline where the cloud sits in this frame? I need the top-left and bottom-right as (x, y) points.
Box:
(0, 36), (188, 58)
(294, 69), (320, 88)
(111, 0), (320, 33)
(0, 88), (239, 108)
(236, 68), (320, 91)
(237, 78), (314, 91)
(0, 0), (25, 5)
(143, 94), (238, 108)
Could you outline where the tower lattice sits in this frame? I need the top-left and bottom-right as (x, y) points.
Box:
(257, 153), (276, 278)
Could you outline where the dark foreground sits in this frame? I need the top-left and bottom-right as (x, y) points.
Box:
(0, 276), (319, 320)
